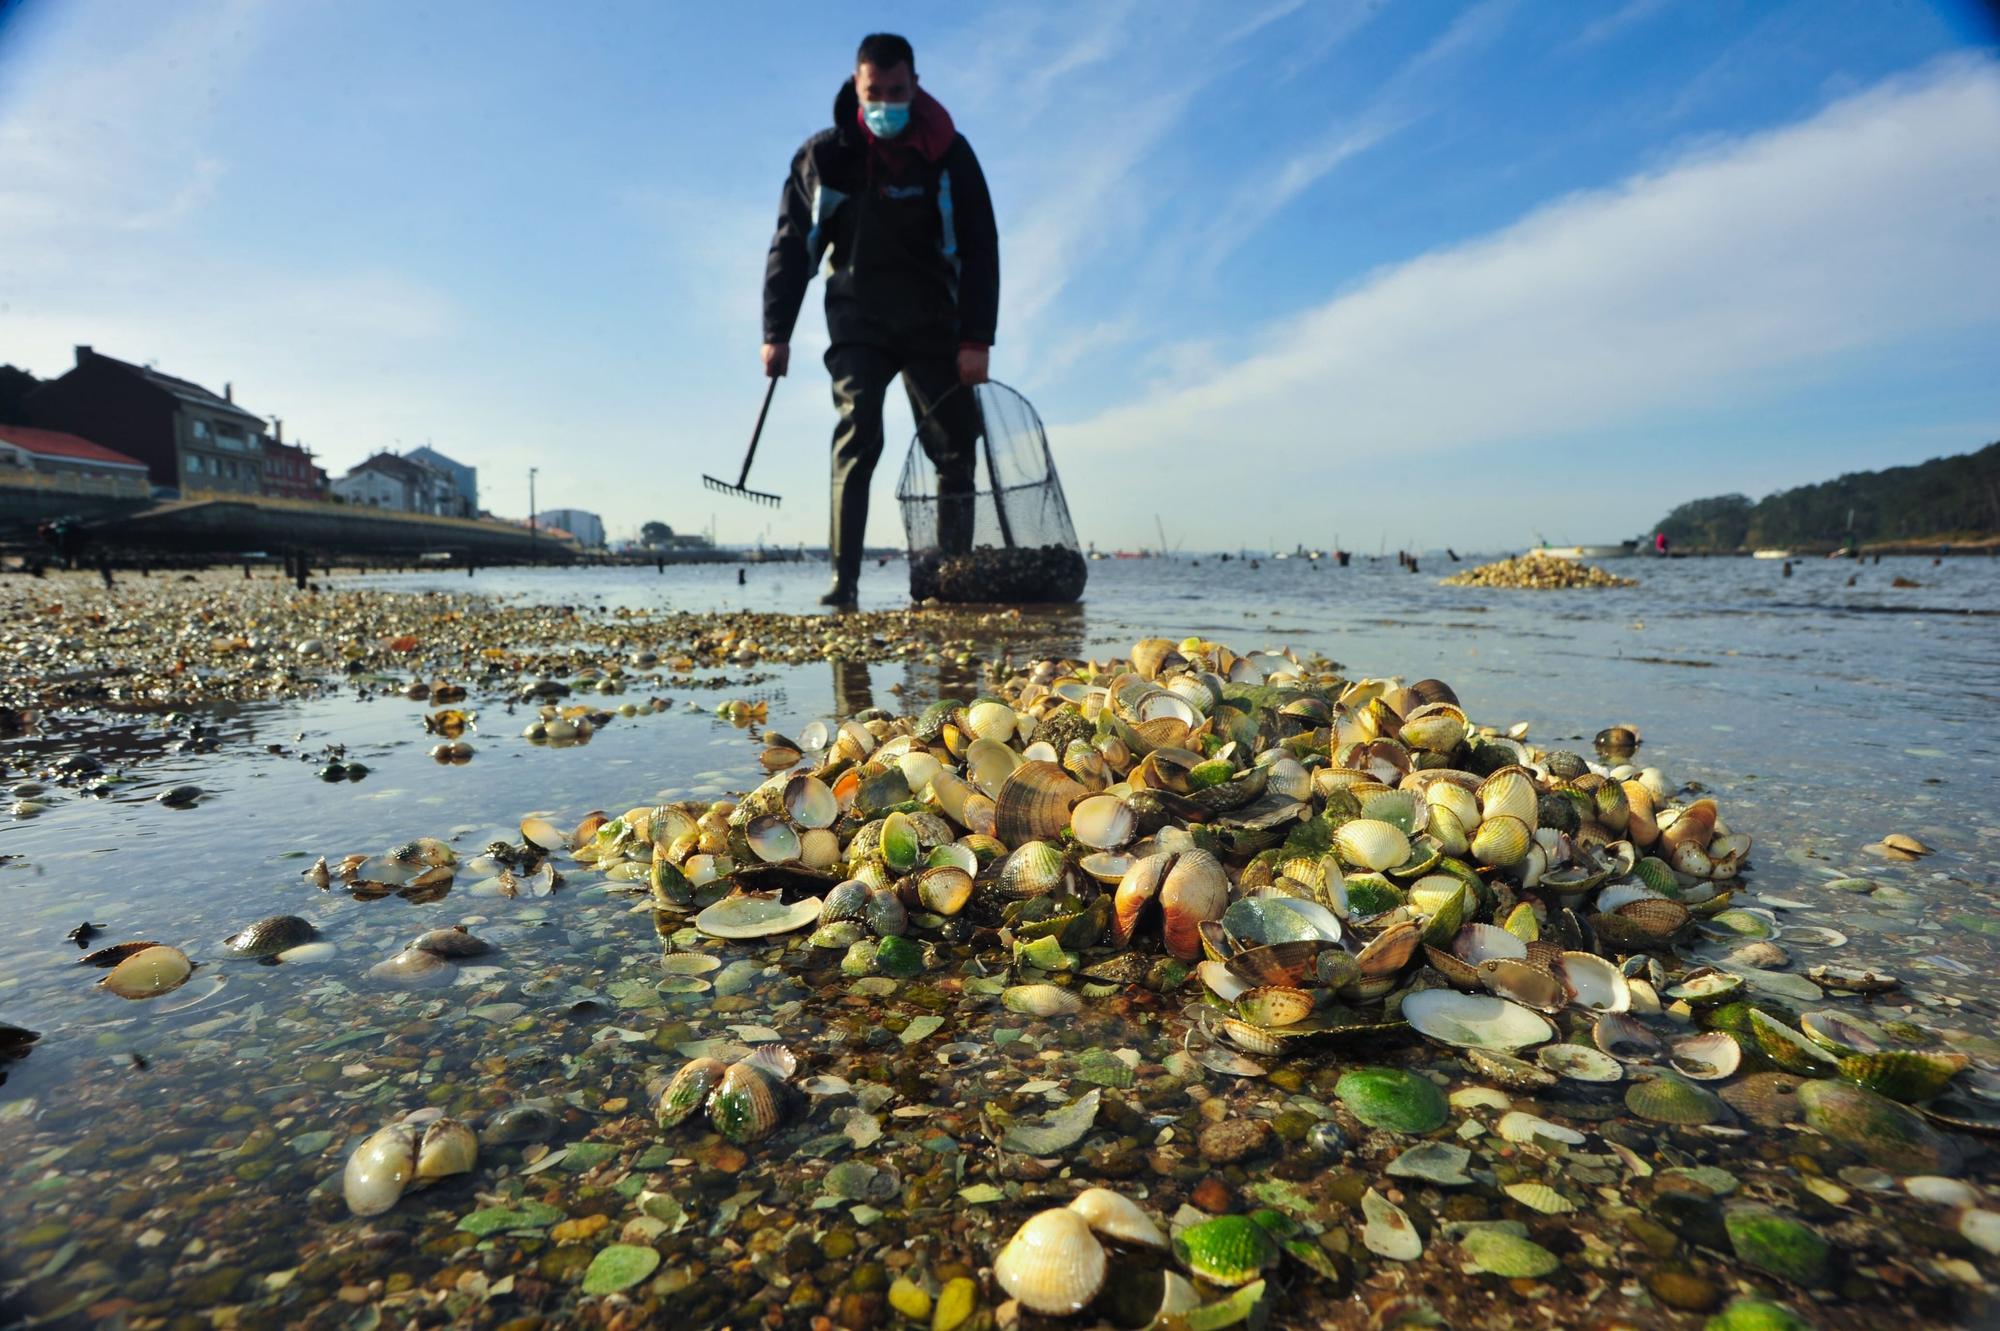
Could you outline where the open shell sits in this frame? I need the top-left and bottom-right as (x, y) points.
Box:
(1068, 1187), (1167, 1248)
(993, 1207), (1107, 1315)
(1401, 989), (1556, 1050)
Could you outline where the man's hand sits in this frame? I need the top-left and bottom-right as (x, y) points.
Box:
(761, 343), (790, 378)
(957, 345), (989, 386)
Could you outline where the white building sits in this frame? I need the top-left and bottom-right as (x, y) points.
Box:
(536, 508), (605, 549)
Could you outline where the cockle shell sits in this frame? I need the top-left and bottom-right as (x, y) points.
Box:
(415, 1118), (478, 1180)
(1470, 814), (1531, 868)
(1333, 819), (1411, 873)
(994, 762), (1089, 848)
(1069, 794), (1136, 850)
(342, 1124), (417, 1216)
(657, 1057), (729, 1127)
(707, 1060), (784, 1144)
(1158, 850), (1230, 960)
(915, 865), (975, 916)
(1478, 769), (1538, 826)
(1067, 1187), (1167, 1248)
(993, 1207), (1107, 1315)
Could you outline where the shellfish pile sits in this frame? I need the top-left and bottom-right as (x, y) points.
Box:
(500, 633), (1984, 1219)
(1442, 552), (1638, 589)
(908, 543), (1089, 605)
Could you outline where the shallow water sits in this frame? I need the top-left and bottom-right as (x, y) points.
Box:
(1, 553), (1997, 1328)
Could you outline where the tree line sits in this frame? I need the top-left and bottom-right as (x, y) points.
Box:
(1653, 440), (2000, 551)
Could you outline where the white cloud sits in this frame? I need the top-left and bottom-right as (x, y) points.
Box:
(1056, 58), (2000, 546)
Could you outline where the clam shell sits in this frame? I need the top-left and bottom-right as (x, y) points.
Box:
(343, 1124), (417, 1217)
(994, 762), (1087, 848)
(657, 1057), (729, 1127)
(367, 947), (450, 987)
(1068, 1187), (1167, 1248)
(694, 892), (823, 940)
(1557, 951), (1631, 1013)
(1838, 1050), (1968, 1102)
(995, 1207), (1107, 1315)
(1478, 958), (1564, 1010)
(1003, 983), (1084, 1017)
(415, 1118), (478, 1180)
(413, 926), (490, 958)
(1470, 814), (1531, 868)
(1069, 794), (1136, 850)
(1000, 840), (1071, 899)
(819, 880), (869, 924)
(1478, 769), (1538, 826)
(966, 699), (1018, 743)
(1668, 1031), (1743, 1081)
(915, 865), (975, 916)
(1237, 985), (1315, 1028)
(1537, 1042), (1625, 1082)
(1625, 1074), (1727, 1125)
(1748, 1010), (1839, 1076)
(222, 915), (317, 958)
(1401, 989), (1555, 1050)
(1224, 941), (1322, 988)
(1355, 919), (1422, 979)
(707, 1060), (785, 1144)
(1158, 850), (1229, 961)
(100, 945), (192, 999)
(1333, 819), (1411, 873)
(1594, 1012), (1663, 1060)
(783, 775), (839, 829)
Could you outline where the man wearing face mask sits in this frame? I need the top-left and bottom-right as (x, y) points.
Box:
(762, 32), (1000, 607)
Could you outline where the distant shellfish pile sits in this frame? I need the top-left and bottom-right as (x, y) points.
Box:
(1443, 553), (1638, 589)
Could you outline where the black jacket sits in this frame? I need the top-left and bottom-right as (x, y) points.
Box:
(763, 79), (999, 353)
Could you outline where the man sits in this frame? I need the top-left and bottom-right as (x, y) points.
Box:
(762, 32), (1000, 606)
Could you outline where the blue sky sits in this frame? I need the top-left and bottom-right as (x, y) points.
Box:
(2, 0), (1996, 551)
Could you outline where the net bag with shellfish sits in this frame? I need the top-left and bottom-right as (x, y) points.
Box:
(896, 379), (1087, 604)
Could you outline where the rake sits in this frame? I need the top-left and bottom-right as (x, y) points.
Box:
(702, 377), (784, 507)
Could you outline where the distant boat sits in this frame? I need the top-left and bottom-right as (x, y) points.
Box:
(1751, 549), (1792, 560)
(1531, 544), (1634, 561)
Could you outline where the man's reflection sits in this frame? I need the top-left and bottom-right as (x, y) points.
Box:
(831, 656), (874, 717)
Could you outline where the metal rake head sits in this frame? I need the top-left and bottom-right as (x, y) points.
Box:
(702, 474), (782, 507)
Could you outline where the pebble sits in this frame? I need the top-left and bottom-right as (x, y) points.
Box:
(1198, 1118), (1273, 1164)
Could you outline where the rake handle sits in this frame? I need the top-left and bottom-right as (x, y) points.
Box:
(736, 376), (780, 489)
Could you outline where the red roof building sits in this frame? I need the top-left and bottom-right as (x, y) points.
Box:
(0, 423), (151, 474)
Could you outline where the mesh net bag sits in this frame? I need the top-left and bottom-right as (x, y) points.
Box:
(896, 380), (1087, 604)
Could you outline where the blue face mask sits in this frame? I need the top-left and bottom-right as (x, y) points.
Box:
(862, 100), (911, 138)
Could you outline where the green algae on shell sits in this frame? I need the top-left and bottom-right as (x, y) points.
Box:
(1747, 1010), (1839, 1077)
(1724, 1208), (1832, 1288)
(1461, 1228), (1560, 1278)
(580, 1243), (662, 1295)
(1335, 1066), (1449, 1134)
(1836, 1049), (1967, 1102)
(1703, 1300), (1816, 1331)
(1796, 1079), (1963, 1175)
(1626, 1074), (1728, 1126)
(1174, 1213), (1280, 1287)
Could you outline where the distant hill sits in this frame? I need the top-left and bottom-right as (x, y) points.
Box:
(1654, 440), (2000, 552)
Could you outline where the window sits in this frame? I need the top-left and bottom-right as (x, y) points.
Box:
(185, 454), (203, 475)
(191, 420), (210, 440)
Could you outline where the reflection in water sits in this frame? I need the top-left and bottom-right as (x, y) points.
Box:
(830, 655), (874, 716)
